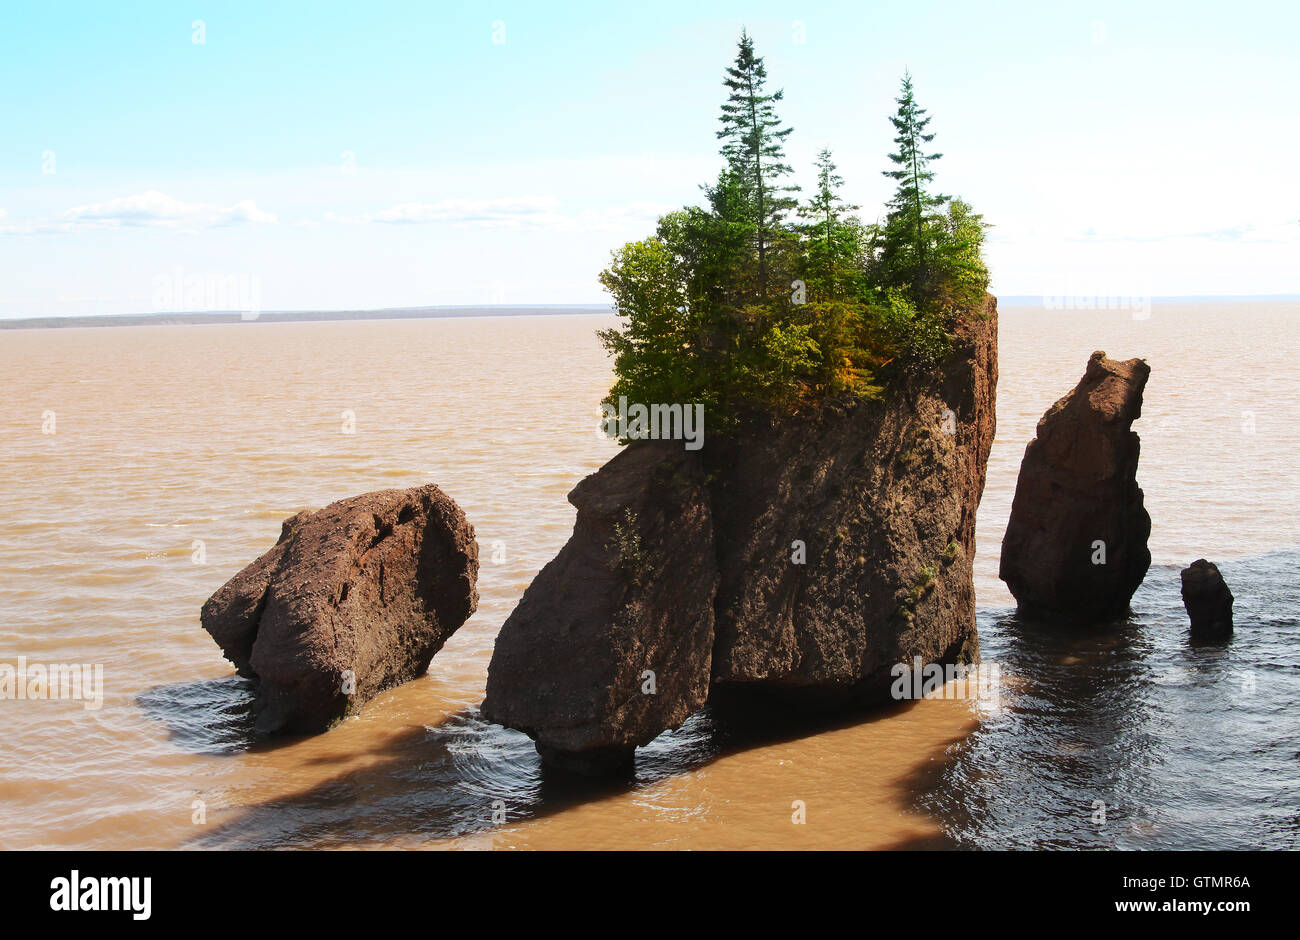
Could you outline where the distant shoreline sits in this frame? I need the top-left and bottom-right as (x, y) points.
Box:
(1, 296), (1296, 330)
(996, 293), (1300, 306)
(0, 304), (614, 331)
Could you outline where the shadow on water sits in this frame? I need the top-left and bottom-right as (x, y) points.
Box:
(149, 549), (1300, 849)
(178, 694), (965, 850)
(137, 676), (258, 756)
(917, 550), (1300, 850)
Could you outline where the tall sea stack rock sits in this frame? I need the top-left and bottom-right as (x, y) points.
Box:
(1181, 559), (1234, 642)
(485, 296), (997, 772)
(201, 485), (478, 734)
(999, 351), (1151, 621)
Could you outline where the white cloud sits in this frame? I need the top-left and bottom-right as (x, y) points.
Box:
(572, 202), (674, 232)
(367, 196), (562, 226)
(339, 196), (671, 233)
(1049, 219), (1300, 245)
(1, 191), (277, 235)
(58, 190), (276, 229)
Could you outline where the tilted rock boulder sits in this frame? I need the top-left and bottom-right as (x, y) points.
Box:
(484, 296), (998, 771)
(201, 485), (478, 734)
(1181, 559), (1234, 642)
(999, 351), (1151, 621)
(482, 442), (717, 774)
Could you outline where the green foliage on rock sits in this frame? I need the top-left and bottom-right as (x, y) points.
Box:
(598, 34), (990, 427)
(606, 508), (647, 586)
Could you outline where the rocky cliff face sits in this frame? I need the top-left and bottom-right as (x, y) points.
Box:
(999, 351), (1151, 621)
(484, 297), (998, 772)
(202, 485), (478, 734)
(705, 296), (997, 701)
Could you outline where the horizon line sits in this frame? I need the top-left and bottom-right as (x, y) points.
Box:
(2, 294), (1298, 330)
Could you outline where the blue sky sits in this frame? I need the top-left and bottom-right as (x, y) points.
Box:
(2, 0), (1297, 317)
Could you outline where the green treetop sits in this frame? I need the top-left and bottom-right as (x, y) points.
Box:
(878, 72), (948, 298)
(798, 148), (863, 301)
(716, 29), (799, 299)
(597, 37), (990, 433)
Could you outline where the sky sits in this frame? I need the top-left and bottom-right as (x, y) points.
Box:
(1, 0), (1297, 318)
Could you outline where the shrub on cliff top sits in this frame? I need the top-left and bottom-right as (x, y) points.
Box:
(598, 31), (989, 427)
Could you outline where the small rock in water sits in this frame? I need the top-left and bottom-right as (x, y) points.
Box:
(1180, 558), (1234, 643)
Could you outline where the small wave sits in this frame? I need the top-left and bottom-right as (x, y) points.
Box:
(242, 509), (302, 519)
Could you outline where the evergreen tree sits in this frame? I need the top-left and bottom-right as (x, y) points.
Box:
(798, 148), (861, 300)
(716, 29), (799, 298)
(879, 72), (947, 298)
(598, 40), (990, 427)
(927, 198), (991, 314)
(700, 166), (760, 304)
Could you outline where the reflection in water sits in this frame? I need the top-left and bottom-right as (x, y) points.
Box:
(919, 554), (1300, 850)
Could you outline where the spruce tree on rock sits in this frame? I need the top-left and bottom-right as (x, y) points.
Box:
(880, 71), (948, 300)
(716, 30), (799, 299)
(798, 147), (861, 300)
